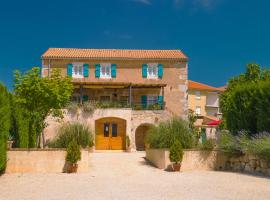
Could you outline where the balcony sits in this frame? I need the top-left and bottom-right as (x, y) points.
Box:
(69, 82), (166, 111)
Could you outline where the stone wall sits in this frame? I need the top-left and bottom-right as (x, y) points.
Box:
(146, 149), (228, 171)
(146, 149), (270, 176)
(225, 154), (270, 176)
(5, 149), (89, 173)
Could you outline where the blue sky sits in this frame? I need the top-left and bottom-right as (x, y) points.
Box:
(0, 0), (269, 89)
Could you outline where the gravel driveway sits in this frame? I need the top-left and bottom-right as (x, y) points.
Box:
(0, 152), (270, 200)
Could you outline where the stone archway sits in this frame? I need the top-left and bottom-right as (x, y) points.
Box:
(135, 124), (153, 151)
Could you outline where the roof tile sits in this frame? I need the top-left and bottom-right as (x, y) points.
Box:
(41, 48), (188, 60)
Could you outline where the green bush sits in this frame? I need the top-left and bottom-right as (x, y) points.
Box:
(0, 83), (11, 173)
(218, 131), (270, 161)
(248, 133), (270, 161)
(200, 139), (215, 150)
(66, 139), (81, 164)
(218, 131), (243, 156)
(169, 140), (183, 164)
(66, 102), (79, 113)
(48, 123), (94, 148)
(82, 102), (96, 114)
(145, 117), (195, 149)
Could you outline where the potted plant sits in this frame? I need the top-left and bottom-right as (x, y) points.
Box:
(65, 139), (81, 173)
(169, 140), (183, 172)
(126, 135), (131, 152)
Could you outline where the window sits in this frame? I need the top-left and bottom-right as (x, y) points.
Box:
(100, 96), (110, 102)
(147, 63), (158, 78)
(195, 91), (201, 100)
(120, 96), (129, 104)
(72, 63), (83, 78)
(112, 124), (117, 137)
(104, 123), (110, 137)
(100, 63), (111, 78)
(195, 106), (201, 115)
(147, 95), (158, 106)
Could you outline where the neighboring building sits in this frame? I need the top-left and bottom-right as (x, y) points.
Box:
(41, 48), (188, 151)
(188, 80), (223, 126)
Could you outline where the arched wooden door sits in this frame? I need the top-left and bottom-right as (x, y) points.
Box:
(95, 117), (126, 150)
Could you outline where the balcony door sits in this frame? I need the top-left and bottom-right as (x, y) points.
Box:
(95, 117), (126, 150)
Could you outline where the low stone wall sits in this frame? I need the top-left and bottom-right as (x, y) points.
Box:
(146, 149), (228, 171)
(226, 154), (270, 176)
(5, 149), (89, 173)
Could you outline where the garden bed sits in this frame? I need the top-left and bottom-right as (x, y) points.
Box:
(5, 149), (89, 173)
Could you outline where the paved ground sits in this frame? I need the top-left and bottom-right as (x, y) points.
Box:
(0, 152), (270, 200)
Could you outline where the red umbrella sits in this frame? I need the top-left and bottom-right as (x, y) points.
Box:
(206, 120), (221, 126)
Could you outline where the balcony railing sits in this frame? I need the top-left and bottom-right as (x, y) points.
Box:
(67, 100), (164, 111)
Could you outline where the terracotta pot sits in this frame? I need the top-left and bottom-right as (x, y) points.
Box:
(7, 141), (13, 150)
(172, 163), (181, 172)
(67, 163), (78, 173)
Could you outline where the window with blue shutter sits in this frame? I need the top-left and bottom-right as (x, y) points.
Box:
(95, 64), (100, 78)
(82, 95), (89, 102)
(111, 64), (116, 78)
(142, 64), (148, 78)
(83, 64), (89, 77)
(141, 95), (147, 109)
(158, 96), (164, 109)
(158, 64), (163, 78)
(67, 64), (73, 77)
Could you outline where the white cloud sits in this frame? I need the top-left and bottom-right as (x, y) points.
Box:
(132, 0), (151, 5)
(174, 0), (221, 10)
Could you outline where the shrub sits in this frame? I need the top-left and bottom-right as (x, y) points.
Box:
(248, 133), (270, 161)
(169, 140), (183, 164)
(200, 139), (215, 150)
(0, 83), (11, 173)
(66, 102), (79, 113)
(48, 123), (94, 148)
(82, 102), (95, 114)
(126, 135), (130, 148)
(218, 131), (243, 156)
(145, 117), (195, 149)
(66, 139), (81, 164)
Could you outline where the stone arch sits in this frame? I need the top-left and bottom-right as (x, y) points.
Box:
(135, 123), (154, 151)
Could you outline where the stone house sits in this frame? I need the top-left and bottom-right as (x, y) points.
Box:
(41, 48), (188, 151)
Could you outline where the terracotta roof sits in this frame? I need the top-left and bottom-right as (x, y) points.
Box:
(188, 80), (223, 92)
(41, 48), (188, 61)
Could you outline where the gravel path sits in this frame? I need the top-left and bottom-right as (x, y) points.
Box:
(0, 152), (270, 200)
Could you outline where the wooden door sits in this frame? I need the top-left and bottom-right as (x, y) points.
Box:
(95, 118), (126, 150)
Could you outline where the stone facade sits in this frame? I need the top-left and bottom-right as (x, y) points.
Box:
(44, 108), (172, 150)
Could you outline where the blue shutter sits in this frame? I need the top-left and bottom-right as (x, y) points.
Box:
(142, 64), (148, 78)
(82, 95), (89, 102)
(158, 96), (164, 109)
(141, 95), (147, 109)
(95, 64), (100, 78)
(67, 64), (73, 77)
(111, 64), (116, 78)
(158, 64), (163, 78)
(83, 64), (89, 77)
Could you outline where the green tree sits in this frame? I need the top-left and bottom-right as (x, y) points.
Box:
(13, 67), (73, 147)
(0, 83), (11, 172)
(220, 63), (270, 134)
